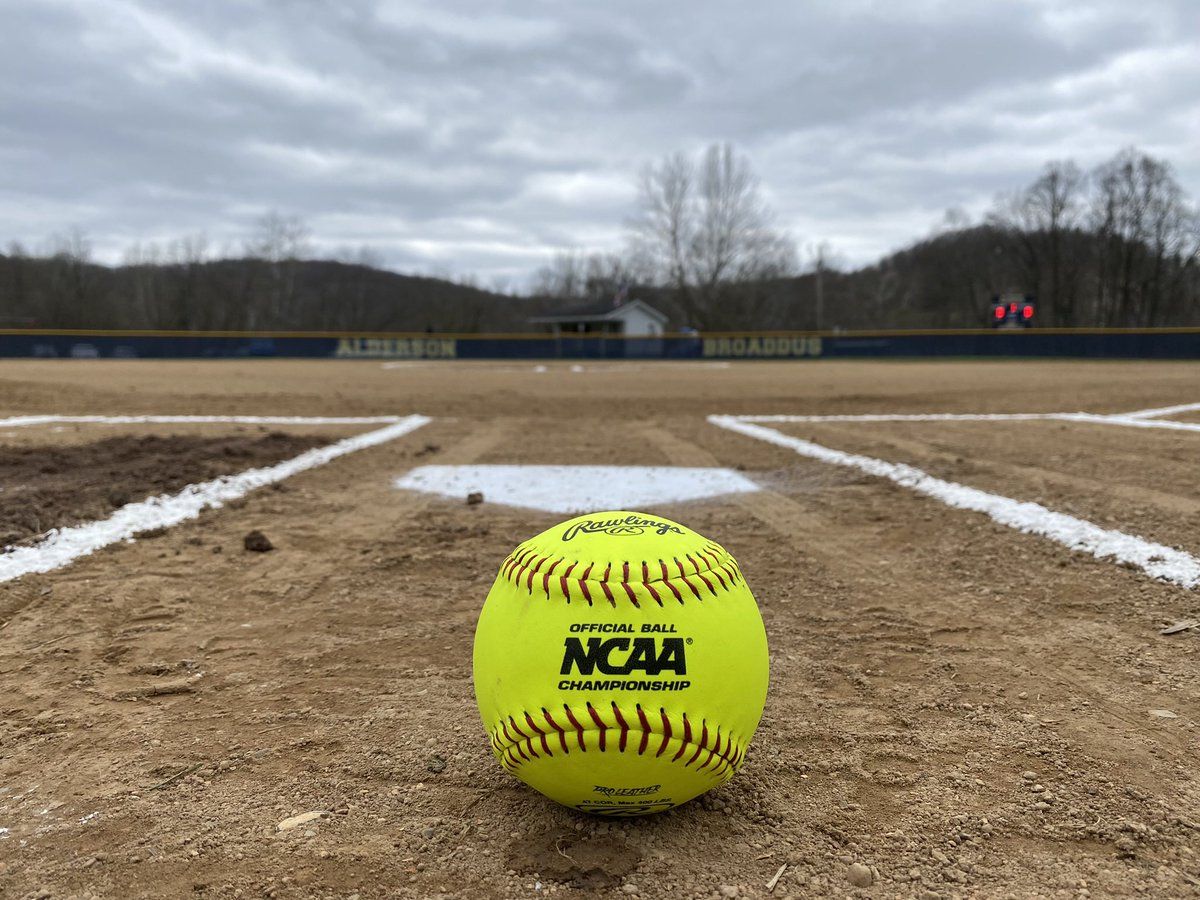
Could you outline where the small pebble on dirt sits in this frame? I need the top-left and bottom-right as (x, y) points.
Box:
(466, 491), (484, 505)
(718, 886), (740, 898)
(847, 863), (874, 887)
(427, 754), (446, 773)
(244, 530), (274, 552)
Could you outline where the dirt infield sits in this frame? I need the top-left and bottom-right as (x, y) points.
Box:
(1, 359), (1199, 899)
(0, 432), (329, 547)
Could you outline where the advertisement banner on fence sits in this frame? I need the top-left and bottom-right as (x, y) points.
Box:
(702, 336), (823, 358)
(334, 337), (458, 359)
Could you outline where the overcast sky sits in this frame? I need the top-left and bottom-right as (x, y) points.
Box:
(1, 0), (1197, 286)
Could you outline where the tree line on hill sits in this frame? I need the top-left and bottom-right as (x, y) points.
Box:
(0, 214), (529, 333)
(536, 145), (1200, 330)
(0, 147), (1196, 333)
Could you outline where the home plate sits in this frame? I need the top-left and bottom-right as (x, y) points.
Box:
(394, 465), (760, 514)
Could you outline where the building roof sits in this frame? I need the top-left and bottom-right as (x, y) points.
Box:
(528, 298), (668, 325)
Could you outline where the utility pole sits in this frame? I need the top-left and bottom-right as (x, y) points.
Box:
(815, 252), (824, 332)
(810, 241), (828, 331)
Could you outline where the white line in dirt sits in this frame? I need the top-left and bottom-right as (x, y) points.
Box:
(1119, 402), (1200, 420)
(1065, 414), (1200, 434)
(0, 415), (431, 584)
(733, 413), (1062, 423)
(0, 415), (406, 428)
(709, 415), (1200, 590)
(732, 411), (1200, 435)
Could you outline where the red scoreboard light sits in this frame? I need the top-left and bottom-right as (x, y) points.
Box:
(990, 294), (1036, 328)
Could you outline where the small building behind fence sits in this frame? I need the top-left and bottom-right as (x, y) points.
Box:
(528, 299), (668, 337)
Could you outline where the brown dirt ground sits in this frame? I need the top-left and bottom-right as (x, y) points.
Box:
(0, 433), (330, 546)
(1, 359), (1199, 900)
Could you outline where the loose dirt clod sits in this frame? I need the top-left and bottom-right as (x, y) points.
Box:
(277, 811), (325, 831)
(507, 829), (639, 890)
(243, 530), (273, 552)
(466, 491), (484, 505)
(847, 863), (873, 887)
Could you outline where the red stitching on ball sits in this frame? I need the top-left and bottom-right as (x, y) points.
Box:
(498, 534), (743, 609)
(542, 558), (561, 596)
(658, 560), (684, 603)
(542, 708), (568, 754)
(560, 561), (576, 602)
(525, 711), (552, 757)
(675, 558), (704, 600)
(656, 708), (672, 757)
(579, 562), (594, 605)
(698, 725), (721, 772)
(502, 548), (527, 578)
(587, 701), (607, 751)
(563, 704), (586, 751)
(493, 706), (743, 779)
(513, 553), (537, 587)
(624, 580), (643, 609)
(612, 702), (630, 752)
(672, 714), (692, 762)
(636, 705), (652, 755)
(685, 721), (709, 767)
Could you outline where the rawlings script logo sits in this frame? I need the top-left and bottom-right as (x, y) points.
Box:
(561, 515), (685, 543)
(560, 637), (687, 676)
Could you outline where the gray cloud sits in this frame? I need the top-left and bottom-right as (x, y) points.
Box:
(1, 0), (1197, 283)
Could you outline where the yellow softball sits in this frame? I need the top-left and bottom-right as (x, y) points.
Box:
(472, 510), (769, 816)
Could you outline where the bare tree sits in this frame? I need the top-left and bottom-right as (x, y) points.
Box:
(43, 227), (96, 325)
(166, 233), (211, 330)
(122, 240), (164, 328)
(246, 211), (311, 263)
(2, 240), (33, 324)
(1091, 149), (1197, 326)
(244, 211), (311, 328)
(532, 250), (638, 305)
(629, 143), (795, 328)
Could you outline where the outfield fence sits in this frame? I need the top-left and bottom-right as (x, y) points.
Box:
(1, 328), (1199, 360)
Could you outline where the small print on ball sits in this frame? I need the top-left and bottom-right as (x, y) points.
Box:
(472, 510), (769, 816)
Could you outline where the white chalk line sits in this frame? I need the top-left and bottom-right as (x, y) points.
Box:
(708, 415), (1200, 590)
(734, 410), (1200, 435)
(0, 415), (431, 584)
(1068, 414), (1200, 434)
(0, 415), (406, 428)
(735, 413), (1062, 423)
(1121, 402), (1200, 420)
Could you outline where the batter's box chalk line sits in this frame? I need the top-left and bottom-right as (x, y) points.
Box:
(708, 413), (1200, 591)
(0, 415), (431, 584)
(0, 415), (410, 428)
(732, 406), (1200, 435)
